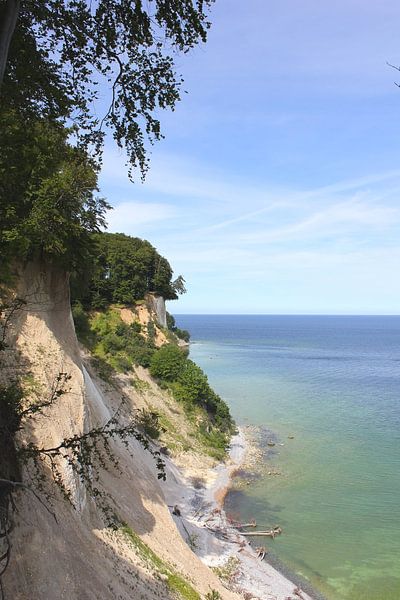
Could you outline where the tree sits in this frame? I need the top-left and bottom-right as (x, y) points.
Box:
(171, 275), (187, 296)
(0, 1), (20, 84)
(73, 232), (184, 306)
(0, 110), (109, 274)
(0, 0), (215, 177)
(152, 255), (177, 300)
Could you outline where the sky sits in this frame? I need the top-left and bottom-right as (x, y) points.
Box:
(99, 0), (400, 314)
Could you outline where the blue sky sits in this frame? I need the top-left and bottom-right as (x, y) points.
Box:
(99, 0), (400, 314)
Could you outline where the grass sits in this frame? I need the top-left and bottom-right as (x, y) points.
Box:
(73, 303), (232, 460)
(121, 525), (200, 600)
(212, 556), (240, 583)
(130, 378), (151, 393)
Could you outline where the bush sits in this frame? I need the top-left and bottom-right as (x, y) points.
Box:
(79, 308), (156, 373)
(176, 360), (209, 404)
(166, 312), (190, 342)
(72, 301), (90, 336)
(150, 345), (186, 381)
(174, 360), (233, 432)
(137, 409), (165, 440)
(73, 304), (235, 455)
(112, 353), (133, 373)
(102, 332), (126, 353)
(129, 345), (154, 368)
(175, 328), (190, 343)
(147, 320), (156, 344)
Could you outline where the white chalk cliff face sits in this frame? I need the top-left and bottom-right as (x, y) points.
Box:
(4, 260), (239, 600)
(146, 293), (167, 328)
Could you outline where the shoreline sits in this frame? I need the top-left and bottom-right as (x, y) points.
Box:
(162, 427), (319, 600)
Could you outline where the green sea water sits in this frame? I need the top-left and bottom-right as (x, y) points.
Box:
(175, 315), (400, 600)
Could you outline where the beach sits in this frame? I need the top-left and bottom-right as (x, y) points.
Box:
(162, 427), (315, 600)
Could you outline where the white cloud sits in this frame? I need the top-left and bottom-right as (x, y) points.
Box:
(105, 202), (176, 232)
(99, 145), (400, 312)
(238, 200), (400, 245)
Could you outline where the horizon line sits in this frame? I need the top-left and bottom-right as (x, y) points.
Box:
(172, 312), (400, 317)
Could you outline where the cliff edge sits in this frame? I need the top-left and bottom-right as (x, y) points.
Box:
(2, 261), (240, 600)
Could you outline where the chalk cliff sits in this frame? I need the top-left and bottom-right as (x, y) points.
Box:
(2, 261), (239, 600)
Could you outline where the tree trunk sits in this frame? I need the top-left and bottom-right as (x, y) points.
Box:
(0, 0), (20, 87)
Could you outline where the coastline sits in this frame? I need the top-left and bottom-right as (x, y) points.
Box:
(162, 427), (318, 600)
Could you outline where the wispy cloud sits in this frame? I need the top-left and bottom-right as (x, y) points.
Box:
(100, 138), (400, 313)
(198, 170), (400, 234)
(105, 201), (176, 232)
(237, 199), (400, 245)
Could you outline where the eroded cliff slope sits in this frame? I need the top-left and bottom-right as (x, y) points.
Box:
(1, 261), (240, 600)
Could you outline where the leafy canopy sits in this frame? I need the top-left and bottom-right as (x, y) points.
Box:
(150, 345), (234, 434)
(73, 232), (185, 306)
(150, 344), (187, 381)
(0, 110), (109, 272)
(2, 0), (215, 177)
(166, 312), (190, 342)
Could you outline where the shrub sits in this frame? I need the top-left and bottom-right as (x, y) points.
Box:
(206, 590), (222, 600)
(166, 312), (190, 342)
(102, 332), (126, 353)
(150, 345), (186, 381)
(71, 301), (90, 336)
(176, 360), (209, 404)
(112, 353), (133, 373)
(137, 409), (165, 440)
(174, 360), (234, 433)
(147, 320), (156, 344)
(175, 328), (190, 342)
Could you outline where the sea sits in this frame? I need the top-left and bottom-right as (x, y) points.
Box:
(174, 315), (400, 600)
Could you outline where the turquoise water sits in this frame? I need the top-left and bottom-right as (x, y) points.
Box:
(175, 315), (400, 600)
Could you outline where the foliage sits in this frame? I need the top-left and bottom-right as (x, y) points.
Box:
(212, 556), (240, 583)
(72, 232), (184, 307)
(1, 363), (166, 522)
(136, 408), (165, 441)
(122, 525), (201, 600)
(166, 312), (190, 343)
(71, 301), (90, 337)
(0, 110), (109, 274)
(150, 344), (187, 381)
(0, 296), (26, 352)
(171, 359), (233, 433)
(174, 361), (210, 406)
(149, 345), (235, 456)
(170, 275), (187, 296)
(74, 306), (156, 371)
(2, 0), (215, 178)
(0, 381), (24, 479)
(74, 302), (234, 457)
(176, 328), (191, 343)
(205, 591), (222, 600)
(146, 320), (156, 344)
(0, 297), (28, 487)
(18, 397), (166, 523)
